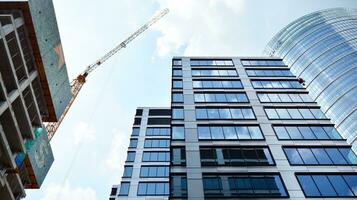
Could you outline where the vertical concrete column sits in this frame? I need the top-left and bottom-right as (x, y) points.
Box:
(181, 58), (205, 200)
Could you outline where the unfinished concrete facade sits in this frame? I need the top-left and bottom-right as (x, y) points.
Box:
(0, 0), (71, 199)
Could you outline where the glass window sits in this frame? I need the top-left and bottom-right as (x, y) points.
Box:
(200, 147), (274, 166)
(192, 69), (237, 76)
(119, 182), (130, 196)
(298, 148), (318, 164)
(248, 126), (264, 139)
(210, 126), (224, 139)
(203, 177), (222, 195)
(325, 148), (347, 164)
(328, 175), (354, 196)
(267, 94), (280, 102)
(265, 108), (279, 119)
(310, 109), (326, 119)
(242, 108), (255, 119)
(288, 108), (303, 119)
(258, 93), (270, 102)
(343, 175), (357, 196)
(171, 175), (187, 197)
(173, 59), (182, 66)
(205, 93), (215, 102)
(274, 125), (343, 140)
(200, 149), (218, 165)
(300, 93), (314, 102)
(194, 93), (205, 102)
(196, 109), (207, 119)
(223, 127), (237, 139)
(172, 93), (183, 102)
(266, 108), (327, 120)
(206, 174), (288, 198)
(299, 109), (314, 119)
(310, 126), (329, 139)
(129, 139), (138, 148)
(146, 128), (170, 136)
(172, 108), (184, 119)
(132, 128), (140, 136)
(285, 148), (304, 164)
(276, 108), (291, 119)
(289, 93), (303, 102)
(140, 166), (169, 177)
(191, 59), (233, 66)
(311, 148), (332, 165)
(172, 147), (186, 166)
(284, 147), (356, 165)
(313, 175), (337, 196)
(279, 94), (292, 102)
(215, 93), (226, 102)
(198, 126), (263, 140)
(172, 126), (185, 140)
(241, 59), (285, 66)
(172, 80), (183, 88)
(274, 126), (290, 139)
(142, 152), (170, 162)
(286, 127), (303, 139)
(297, 175), (320, 197)
(218, 108), (231, 119)
(251, 80), (301, 89)
(193, 80), (242, 89)
(246, 69), (293, 77)
(173, 69), (182, 76)
(226, 93), (238, 102)
(338, 148), (357, 164)
(230, 108), (243, 119)
(196, 108), (254, 119)
(207, 108), (220, 119)
(144, 139), (170, 148)
(137, 182), (169, 196)
(231, 81), (243, 88)
(236, 126), (250, 139)
(123, 166), (133, 177)
(323, 126), (342, 139)
(126, 152), (135, 162)
(237, 93), (249, 102)
(297, 126), (315, 139)
(198, 127), (211, 139)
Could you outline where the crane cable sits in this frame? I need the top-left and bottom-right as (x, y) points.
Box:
(54, 59), (117, 200)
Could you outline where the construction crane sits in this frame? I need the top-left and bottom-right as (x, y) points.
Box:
(45, 8), (169, 140)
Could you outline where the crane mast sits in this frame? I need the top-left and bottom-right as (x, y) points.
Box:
(46, 8), (169, 140)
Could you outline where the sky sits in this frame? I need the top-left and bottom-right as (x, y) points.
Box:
(26, 0), (357, 199)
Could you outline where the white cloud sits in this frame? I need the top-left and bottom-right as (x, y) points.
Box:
(105, 129), (129, 171)
(73, 121), (96, 145)
(153, 0), (245, 56)
(41, 182), (97, 200)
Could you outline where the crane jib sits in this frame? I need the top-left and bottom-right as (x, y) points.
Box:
(45, 8), (169, 140)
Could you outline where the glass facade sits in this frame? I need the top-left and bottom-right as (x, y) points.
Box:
(297, 174), (357, 197)
(264, 8), (357, 152)
(112, 54), (356, 199)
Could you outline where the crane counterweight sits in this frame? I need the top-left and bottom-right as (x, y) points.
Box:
(45, 8), (169, 140)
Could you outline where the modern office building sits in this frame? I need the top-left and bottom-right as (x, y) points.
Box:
(264, 8), (357, 152)
(110, 107), (171, 200)
(111, 57), (357, 199)
(0, 0), (71, 199)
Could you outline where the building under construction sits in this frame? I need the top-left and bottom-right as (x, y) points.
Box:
(0, 0), (71, 199)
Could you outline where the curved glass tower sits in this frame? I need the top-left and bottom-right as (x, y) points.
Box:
(264, 8), (357, 152)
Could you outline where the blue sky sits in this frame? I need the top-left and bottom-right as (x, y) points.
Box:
(26, 0), (357, 199)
